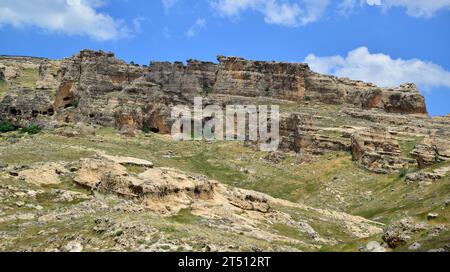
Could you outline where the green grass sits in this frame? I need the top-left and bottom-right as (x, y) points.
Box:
(350, 175), (450, 224)
(400, 137), (425, 157)
(320, 235), (382, 252)
(1, 128), (449, 236)
(0, 67), (39, 97)
(425, 160), (450, 172)
(0, 129), (420, 214)
(124, 164), (147, 174)
(396, 168), (409, 180)
(169, 208), (202, 224)
(1, 126), (448, 251)
(0, 79), (9, 97)
(18, 68), (39, 89)
(272, 223), (309, 240)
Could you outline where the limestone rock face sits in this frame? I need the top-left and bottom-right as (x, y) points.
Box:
(146, 59), (217, 98)
(0, 50), (437, 175)
(280, 113), (316, 153)
(405, 165), (450, 184)
(0, 60), (23, 82)
(116, 75), (176, 134)
(36, 60), (60, 90)
(52, 51), (188, 133)
(410, 138), (450, 169)
(410, 144), (438, 169)
(0, 56), (59, 126)
(72, 154), (272, 215)
(16, 162), (68, 185)
(351, 127), (415, 173)
(0, 64), (5, 81)
(1, 50), (428, 133)
(382, 83), (427, 114)
(382, 218), (428, 248)
(0, 88), (55, 127)
(49, 51), (428, 130)
(305, 71), (427, 114)
(215, 56), (307, 101)
(54, 50), (144, 126)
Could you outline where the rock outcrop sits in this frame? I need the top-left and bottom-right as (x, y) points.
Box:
(72, 154), (275, 215)
(2, 50), (427, 129)
(280, 113), (349, 154)
(0, 88), (55, 127)
(382, 218), (434, 249)
(36, 60), (60, 90)
(214, 56), (307, 101)
(5, 153), (383, 243)
(351, 127), (415, 173)
(305, 72), (427, 114)
(410, 138), (450, 169)
(0, 50), (438, 175)
(1, 151), (387, 251)
(0, 65), (5, 81)
(405, 166), (450, 184)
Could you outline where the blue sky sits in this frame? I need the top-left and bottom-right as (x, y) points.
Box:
(0, 0), (449, 116)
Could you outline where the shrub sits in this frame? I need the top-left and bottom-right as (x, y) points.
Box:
(203, 86), (213, 96)
(435, 152), (441, 163)
(73, 97), (80, 108)
(142, 126), (151, 134)
(21, 124), (41, 135)
(304, 96), (312, 101)
(398, 168), (408, 179)
(0, 121), (16, 133)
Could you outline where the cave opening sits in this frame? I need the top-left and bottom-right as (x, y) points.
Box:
(150, 127), (160, 133)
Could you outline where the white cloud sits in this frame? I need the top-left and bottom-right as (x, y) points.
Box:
(186, 18), (206, 38)
(304, 47), (450, 90)
(162, 26), (171, 39)
(162, 0), (179, 13)
(343, 0), (450, 18)
(211, 0), (330, 27)
(132, 17), (148, 34)
(0, 0), (128, 40)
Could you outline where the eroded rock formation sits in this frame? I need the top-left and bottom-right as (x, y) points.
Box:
(1, 50), (429, 130)
(351, 127), (415, 173)
(0, 50), (443, 175)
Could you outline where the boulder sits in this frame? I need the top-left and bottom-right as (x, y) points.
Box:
(408, 242), (421, 251)
(64, 241), (83, 252)
(364, 241), (387, 252)
(405, 165), (450, 184)
(382, 218), (428, 248)
(15, 162), (68, 185)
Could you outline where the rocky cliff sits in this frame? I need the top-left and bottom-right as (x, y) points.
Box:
(0, 50), (445, 175)
(0, 50), (428, 129)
